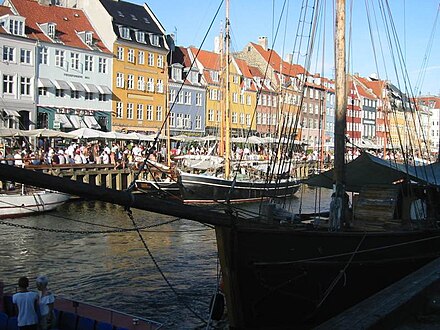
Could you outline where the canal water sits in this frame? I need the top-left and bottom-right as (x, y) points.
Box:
(0, 187), (332, 329)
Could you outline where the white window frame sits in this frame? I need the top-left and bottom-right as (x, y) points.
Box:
(20, 76), (31, 96)
(55, 49), (64, 68)
(146, 105), (153, 120)
(116, 102), (123, 118)
(137, 76), (145, 91)
(117, 47), (124, 61)
(70, 52), (80, 70)
(127, 49), (135, 63)
(116, 72), (124, 88)
(127, 103), (134, 119)
(138, 51), (145, 65)
(20, 49), (31, 64)
(136, 104), (144, 120)
(3, 46), (15, 62)
(127, 74), (134, 89)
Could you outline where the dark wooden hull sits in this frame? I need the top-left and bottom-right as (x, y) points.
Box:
(179, 172), (300, 204)
(215, 224), (440, 328)
(135, 180), (181, 199)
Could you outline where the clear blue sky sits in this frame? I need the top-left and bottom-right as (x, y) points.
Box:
(143, 0), (439, 96)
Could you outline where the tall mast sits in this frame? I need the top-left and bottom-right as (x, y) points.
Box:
(332, 0), (347, 228)
(224, 0), (231, 179)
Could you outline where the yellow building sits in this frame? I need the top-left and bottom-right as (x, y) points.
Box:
(79, 0), (169, 133)
(188, 48), (256, 135)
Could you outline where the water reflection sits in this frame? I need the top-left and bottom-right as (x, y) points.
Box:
(0, 187), (332, 328)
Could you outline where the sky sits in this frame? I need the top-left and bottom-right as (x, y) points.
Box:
(142, 0), (440, 96)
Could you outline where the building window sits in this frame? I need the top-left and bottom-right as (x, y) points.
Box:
(85, 32), (93, 45)
(169, 112), (175, 127)
(70, 90), (80, 99)
(120, 26), (131, 40)
(20, 49), (31, 64)
(20, 77), (31, 95)
(3, 75), (14, 94)
(247, 95), (251, 106)
(146, 105), (153, 120)
(85, 55), (93, 71)
(85, 92), (93, 100)
(55, 49), (64, 67)
(208, 109), (214, 122)
(156, 79), (163, 93)
(136, 104), (144, 120)
(116, 102), (123, 118)
(3, 46), (14, 62)
(9, 19), (24, 36)
(157, 55), (164, 68)
(184, 91), (191, 105)
(138, 51), (145, 65)
(127, 103), (134, 119)
(98, 94), (106, 101)
(232, 112), (238, 124)
(48, 23), (56, 38)
(239, 113), (245, 125)
(195, 115), (201, 129)
(39, 87), (47, 96)
(169, 89), (176, 103)
(127, 74), (134, 89)
(127, 48), (135, 63)
(136, 31), (145, 43)
(147, 78), (154, 92)
(116, 72), (124, 88)
(233, 92), (238, 103)
(196, 93), (202, 106)
(98, 58), (107, 73)
(149, 34), (160, 46)
(176, 113), (183, 128)
(216, 110), (221, 122)
(39, 47), (48, 65)
(177, 91), (183, 104)
(70, 52), (80, 70)
(210, 71), (219, 82)
(156, 106), (163, 122)
(137, 76), (145, 91)
(184, 114), (191, 128)
(148, 53), (154, 66)
(55, 89), (64, 97)
(246, 114), (251, 126)
(117, 47), (124, 61)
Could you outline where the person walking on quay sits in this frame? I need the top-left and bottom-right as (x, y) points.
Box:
(12, 276), (39, 330)
(36, 275), (55, 330)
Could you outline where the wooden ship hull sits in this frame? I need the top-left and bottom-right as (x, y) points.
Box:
(216, 223), (440, 328)
(179, 172), (300, 204)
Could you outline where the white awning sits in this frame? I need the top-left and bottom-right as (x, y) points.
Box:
(69, 115), (83, 129)
(84, 83), (99, 93)
(38, 78), (54, 88)
(55, 113), (73, 129)
(53, 80), (71, 90)
(3, 109), (21, 117)
(68, 81), (85, 92)
(83, 116), (101, 129)
(97, 85), (112, 95)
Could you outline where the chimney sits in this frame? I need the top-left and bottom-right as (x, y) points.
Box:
(285, 53), (293, 64)
(258, 36), (268, 51)
(214, 35), (222, 54)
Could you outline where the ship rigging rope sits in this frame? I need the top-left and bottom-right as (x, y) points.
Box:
(125, 0), (224, 194)
(315, 233), (366, 309)
(253, 232), (440, 266)
(125, 208), (208, 325)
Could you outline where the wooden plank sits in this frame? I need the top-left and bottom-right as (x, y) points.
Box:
(316, 257), (440, 329)
(354, 185), (399, 222)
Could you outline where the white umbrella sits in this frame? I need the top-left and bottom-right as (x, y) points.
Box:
(69, 128), (104, 139)
(0, 128), (25, 137)
(21, 128), (76, 139)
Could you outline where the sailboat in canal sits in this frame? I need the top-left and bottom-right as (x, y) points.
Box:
(176, 6), (300, 204)
(1, 0), (440, 328)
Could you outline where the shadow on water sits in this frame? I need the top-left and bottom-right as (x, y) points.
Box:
(0, 186), (331, 328)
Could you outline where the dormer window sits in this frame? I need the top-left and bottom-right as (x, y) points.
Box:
(8, 18), (25, 36)
(136, 31), (145, 43)
(48, 23), (56, 38)
(210, 71), (219, 82)
(119, 26), (131, 40)
(85, 32), (93, 45)
(171, 64), (182, 82)
(149, 34), (160, 46)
